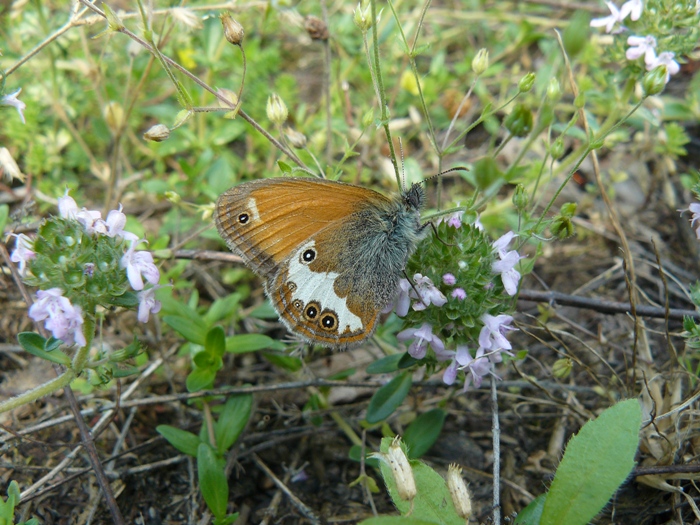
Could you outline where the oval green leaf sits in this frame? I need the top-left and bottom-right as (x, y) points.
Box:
(156, 425), (201, 457)
(197, 443), (228, 518)
(403, 409), (446, 458)
(540, 399), (642, 525)
(365, 372), (412, 424)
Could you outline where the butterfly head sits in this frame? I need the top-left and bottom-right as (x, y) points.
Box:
(403, 182), (425, 212)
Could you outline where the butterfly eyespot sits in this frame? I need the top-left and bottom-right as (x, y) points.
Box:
(301, 248), (316, 264)
(304, 302), (320, 320)
(287, 281), (297, 292)
(320, 311), (338, 331)
(292, 299), (303, 310)
(238, 213), (250, 224)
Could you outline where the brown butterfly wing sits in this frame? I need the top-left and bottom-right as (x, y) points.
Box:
(215, 177), (393, 348)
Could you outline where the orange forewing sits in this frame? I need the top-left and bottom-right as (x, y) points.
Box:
(215, 177), (392, 348)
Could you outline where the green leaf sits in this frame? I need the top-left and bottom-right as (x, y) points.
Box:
(17, 332), (71, 365)
(348, 445), (380, 468)
(359, 518), (439, 525)
(262, 351), (303, 372)
(514, 494), (546, 524)
(540, 399), (642, 525)
(226, 334), (274, 353)
(366, 353), (404, 374)
(376, 437), (462, 524)
(163, 315), (208, 345)
(156, 425), (202, 457)
(248, 301), (279, 319)
(278, 160), (292, 174)
(215, 394), (252, 454)
(203, 293), (242, 325)
(107, 291), (140, 307)
(186, 367), (216, 392)
(403, 409), (446, 458)
(0, 205), (9, 234)
(197, 443), (229, 518)
(205, 326), (226, 359)
(365, 372), (412, 424)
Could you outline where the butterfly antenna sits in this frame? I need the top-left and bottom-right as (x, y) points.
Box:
(420, 166), (469, 186)
(398, 137), (406, 190)
(430, 221), (457, 247)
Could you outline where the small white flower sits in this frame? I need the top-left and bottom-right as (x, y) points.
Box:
(620, 0), (643, 21)
(492, 232), (524, 296)
(1, 88), (26, 124)
(103, 204), (139, 242)
(410, 274), (447, 311)
(121, 240), (160, 291)
(137, 285), (163, 323)
(626, 35), (657, 64)
(10, 233), (35, 276)
(397, 322), (445, 359)
(679, 202), (700, 239)
(646, 52), (680, 83)
(384, 278), (412, 317)
(479, 314), (515, 352)
(590, 1), (625, 33)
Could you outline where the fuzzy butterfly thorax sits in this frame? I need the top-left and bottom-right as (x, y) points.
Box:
(215, 177), (427, 349)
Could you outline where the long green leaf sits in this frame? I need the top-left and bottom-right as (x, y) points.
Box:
(366, 373), (412, 424)
(541, 399), (642, 525)
(156, 425), (201, 457)
(403, 409), (446, 458)
(215, 394), (252, 454)
(197, 443), (228, 518)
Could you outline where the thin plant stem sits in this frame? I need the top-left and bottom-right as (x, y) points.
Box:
(369, 0), (400, 186)
(321, 0), (332, 167)
(491, 376), (501, 525)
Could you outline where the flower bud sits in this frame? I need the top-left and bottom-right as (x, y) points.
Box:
(266, 93), (288, 125)
(562, 10), (590, 58)
(164, 191), (181, 203)
(574, 93), (585, 109)
(552, 357), (573, 379)
(550, 137), (564, 159)
(447, 464), (472, 520)
(103, 101), (125, 132)
(353, 1), (372, 31)
(304, 15), (329, 41)
(512, 183), (528, 211)
(220, 12), (244, 46)
(546, 78), (561, 102)
(143, 124), (170, 142)
(386, 437), (416, 502)
(643, 65), (668, 96)
(471, 48), (489, 76)
(518, 72), (536, 93)
(551, 215), (575, 239)
(504, 103), (533, 137)
(284, 128), (307, 149)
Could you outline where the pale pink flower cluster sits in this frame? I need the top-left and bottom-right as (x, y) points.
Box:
(29, 288), (86, 347)
(17, 192), (163, 346)
(590, 0), (680, 85)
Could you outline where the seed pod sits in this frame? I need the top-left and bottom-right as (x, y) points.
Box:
(305, 15), (329, 41)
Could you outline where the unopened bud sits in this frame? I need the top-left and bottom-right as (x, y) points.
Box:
(547, 78), (561, 102)
(353, 1), (372, 31)
(643, 65), (668, 96)
(304, 15), (329, 41)
(220, 12), (244, 46)
(512, 183), (528, 211)
(574, 93), (585, 109)
(143, 124), (170, 142)
(103, 101), (125, 132)
(471, 48), (489, 76)
(504, 104), (533, 137)
(552, 357), (573, 378)
(551, 214), (575, 239)
(550, 137), (564, 159)
(518, 72), (536, 93)
(284, 128), (307, 149)
(164, 191), (181, 204)
(266, 93), (288, 125)
(386, 437), (416, 502)
(447, 464), (472, 520)
(102, 3), (125, 31)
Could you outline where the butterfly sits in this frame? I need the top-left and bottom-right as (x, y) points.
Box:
(214, 177), (427, 350)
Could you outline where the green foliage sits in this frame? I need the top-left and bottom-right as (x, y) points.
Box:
(365, 372), (413, 424)
(517, 399), (642, 525)
(402, 409), (446, 459)
(0, 481), (40, 525)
